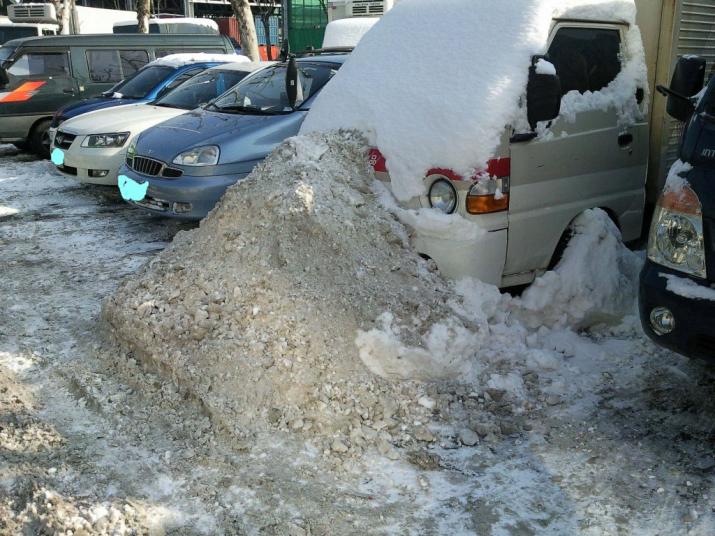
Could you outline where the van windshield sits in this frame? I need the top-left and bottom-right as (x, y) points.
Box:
(154, 68), (252, 110)
(0, 26), (37, 45)
(112, 64), (173, 99)
(210, 62), (337, 114)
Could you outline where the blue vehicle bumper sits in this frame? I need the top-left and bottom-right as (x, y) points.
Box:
(118, 164), (250, 220)
(639, 260), (715, 359)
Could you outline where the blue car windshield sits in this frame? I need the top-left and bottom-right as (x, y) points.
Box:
(112, 65), (174, 99)
(155, 69), (251, 110)
(210, 62), (338, 114)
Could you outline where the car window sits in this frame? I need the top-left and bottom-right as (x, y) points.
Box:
(212, 63), (337, 113)
(112, 64), (174, 98)
(87, 49), (122, 83)
(7, 52), (69, 77)
(547, 27), (621, 95)
(119, 50), (149, 78)
(156, 69), (253, 109)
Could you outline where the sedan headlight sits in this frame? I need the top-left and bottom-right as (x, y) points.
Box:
(428, 178), (457, 214)
(173, 145), (220, 167)
(82, 132), (130, 148)
(648, 184), (706, 279)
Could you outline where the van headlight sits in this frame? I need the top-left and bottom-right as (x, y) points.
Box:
(82, 132), (130, 148)
(428, 178), (457, 214)
(648, 184), (706, 278)
(173, 145), (220, 167)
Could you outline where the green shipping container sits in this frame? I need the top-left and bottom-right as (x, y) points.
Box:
(287, 0), (327, 52)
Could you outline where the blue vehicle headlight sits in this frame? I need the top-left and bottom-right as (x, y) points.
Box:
(82, 132), (130, 148)
(173, 145), (220, 167)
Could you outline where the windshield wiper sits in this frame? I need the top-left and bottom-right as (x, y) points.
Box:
(211, 105), (288, 116)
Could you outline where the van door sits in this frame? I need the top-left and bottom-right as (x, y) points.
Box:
(505, 23), (648, 279)
(2, 48), (78, 117)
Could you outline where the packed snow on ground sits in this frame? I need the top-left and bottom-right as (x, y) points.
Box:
(302, 0), (643, 202)
(322, 17), (379, 48)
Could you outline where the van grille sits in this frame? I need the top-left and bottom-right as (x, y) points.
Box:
(127, 155), (183, 178)
(54, 131), (76, 150)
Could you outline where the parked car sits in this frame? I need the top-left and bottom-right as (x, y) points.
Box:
(117, 54), (344, 219)
(49, 53), (246, 134)
(0, 33), (235, 156)
(640, 55), (715, 359)
(50, 61), (267, 185)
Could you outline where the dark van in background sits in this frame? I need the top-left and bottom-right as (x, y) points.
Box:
(640, 55), (715, 360)
(0, 33), (234, 156)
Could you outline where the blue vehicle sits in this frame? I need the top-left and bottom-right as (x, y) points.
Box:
(49, 54), (242, 131)
(118, 54), (345, 220)
(640, 55), (715, 359)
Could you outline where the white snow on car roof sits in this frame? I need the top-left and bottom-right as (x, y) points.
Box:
(151, 53), (249, 68)
(322, 17), (379, 48)
(302, 0), (639, 202)
(208, 61), (274, 72)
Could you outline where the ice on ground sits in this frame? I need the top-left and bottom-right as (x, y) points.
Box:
(302, 0), (643, 202)
(322, 17), (379, 48)
(663, 273), (715, 301)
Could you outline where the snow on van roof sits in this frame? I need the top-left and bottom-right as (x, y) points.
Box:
(322, 17), (379, 48)
(151, 53), (248, 68)
(114, 17), (219, 30)
(302, 0), (640, 202)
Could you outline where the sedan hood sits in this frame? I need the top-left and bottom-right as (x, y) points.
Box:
(59, 97), (144, 121)
(59, 103), (186, 137)
(134, 107), (307, 165)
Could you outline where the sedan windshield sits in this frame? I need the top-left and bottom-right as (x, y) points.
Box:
(154, 68), (252, 110)
(210, 62), (338, 114)
(112, 65), (174, 99)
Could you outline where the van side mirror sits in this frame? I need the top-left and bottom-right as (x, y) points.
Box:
(286, 55), (299, 109)
(663, 55), (705, 122)
(527, 56), (562, 130)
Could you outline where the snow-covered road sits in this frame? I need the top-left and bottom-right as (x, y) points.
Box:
(1, 144), (714, 535)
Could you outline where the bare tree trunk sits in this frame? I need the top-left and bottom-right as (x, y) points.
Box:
(137, 0), (150, 33)
(55, 0), (74, 34)
(229, 0), (260, 62)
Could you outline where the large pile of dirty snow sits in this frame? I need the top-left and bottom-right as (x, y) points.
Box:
(302, 0), (643, 202)
(102, 133), (498, 456)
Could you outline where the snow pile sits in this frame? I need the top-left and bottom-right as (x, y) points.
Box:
(152, 53), (247, 68)
(664, 159), (693, 193)
(302, 0), (643, 202)
(102, 132), (496, 456)
(511, 209), (643, 329)
(322, 17), (378, 48)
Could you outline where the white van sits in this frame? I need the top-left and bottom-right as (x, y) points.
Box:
(304, 0), (709, 288)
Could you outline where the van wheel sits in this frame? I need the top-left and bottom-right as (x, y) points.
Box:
(30, 119), (52, 159)
(548, 226), (574, 270)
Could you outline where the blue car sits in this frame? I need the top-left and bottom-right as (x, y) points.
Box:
(118, 54), (345, 220)
(49, 54), (242, 131)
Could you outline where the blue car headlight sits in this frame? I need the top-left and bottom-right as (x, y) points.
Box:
(173, 145), (220, 167)
(82, 132), (130, 148)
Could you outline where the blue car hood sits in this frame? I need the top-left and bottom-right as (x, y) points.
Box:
(60, 97), (145, 122)
(134, 107), (307, 165)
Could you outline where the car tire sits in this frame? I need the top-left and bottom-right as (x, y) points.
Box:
(12, 141), (29, 152)
(29, 119), (52, 159)
(548, 226), (574, 271)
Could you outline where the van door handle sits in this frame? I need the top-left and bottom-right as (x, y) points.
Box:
(618, 133), (633, 149)
(62, 89), (75, 94)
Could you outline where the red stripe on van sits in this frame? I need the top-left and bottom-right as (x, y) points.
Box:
(0, 81), (46, 103)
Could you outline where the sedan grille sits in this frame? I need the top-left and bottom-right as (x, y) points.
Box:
(126, 155), (183, 179)
(54, 131), (76, 150)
